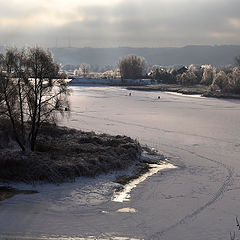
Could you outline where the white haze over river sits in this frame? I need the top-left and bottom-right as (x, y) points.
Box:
(1, 85), (240, 240)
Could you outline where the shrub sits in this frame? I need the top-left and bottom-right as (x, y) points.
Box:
(0, 126), (142, 183)
(118, 55), (147, 80)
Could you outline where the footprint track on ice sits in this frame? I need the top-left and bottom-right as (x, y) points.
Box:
(139, 137), (234, 239)
(69, 111), (234, 239)
(148, 144), (234, 239)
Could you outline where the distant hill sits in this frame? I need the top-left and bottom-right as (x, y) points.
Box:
(1, 45), (240, 67)
(50, 45), (240, 68)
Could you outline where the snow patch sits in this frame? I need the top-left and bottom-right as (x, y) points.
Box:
(166, 91), (205, 98)
(112, 162), (177, 202)
(116, 208), (137, 213)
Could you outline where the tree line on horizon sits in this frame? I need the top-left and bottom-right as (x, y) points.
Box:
(73, 54), (240, 94)
(0, 47), (240, 152)
(148, 56), (240, 94)
(65, 54), (240, 94)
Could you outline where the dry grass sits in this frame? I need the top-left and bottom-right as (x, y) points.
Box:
(0, 125), (142, 183)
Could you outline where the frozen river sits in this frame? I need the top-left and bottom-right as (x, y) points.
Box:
(1, 85), (240, 240)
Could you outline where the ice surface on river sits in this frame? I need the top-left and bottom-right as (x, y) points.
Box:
(1, 85), (240, 240)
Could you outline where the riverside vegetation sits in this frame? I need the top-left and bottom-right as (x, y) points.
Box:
(0, 47), (142, 186)
(125, 56), (240, 98)
(1, 49), (239, 186)
(0, 124), (142, 183)
(101, 54), (240, 98)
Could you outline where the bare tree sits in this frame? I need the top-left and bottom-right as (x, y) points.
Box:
(118, 55), (147, 80)
(0, 47), (70, 151)
(80, 63), (90, 77)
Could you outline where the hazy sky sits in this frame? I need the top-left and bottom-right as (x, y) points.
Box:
(0, 0), (240, 48)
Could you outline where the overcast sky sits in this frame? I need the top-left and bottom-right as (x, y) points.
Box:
(0, 0), (240, 48)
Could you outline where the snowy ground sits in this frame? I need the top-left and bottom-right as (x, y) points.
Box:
(0, 85), (240, 240)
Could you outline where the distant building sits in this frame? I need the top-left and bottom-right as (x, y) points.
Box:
(176, 66), (188, 74)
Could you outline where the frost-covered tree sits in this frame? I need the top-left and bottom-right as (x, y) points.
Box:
(200, 65), (215, 85)
(80, 63), (90, 77)
(149, 67), (176, 84)
(176, 65), (199, 85)
(151, 65), (162, 72)
(188, 64), (197, 73)
(118, 55), (147, 80)
(228, 66), (240, 93)
(0, 47), (70, 151)
(211, 71), (228, 91)
(177, 71), (198, 85)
